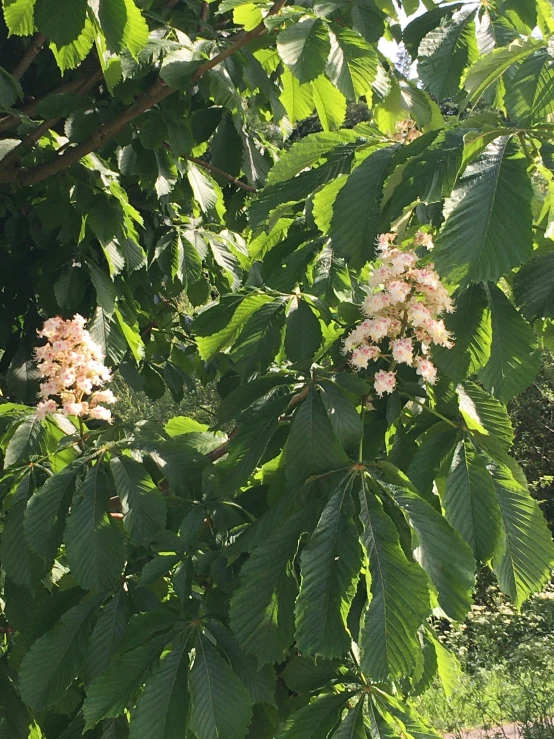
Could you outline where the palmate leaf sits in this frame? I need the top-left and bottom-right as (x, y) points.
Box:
(332, 695), (367, 739)
(285, 384), (351, 488)
(326, 27), (378, 100)
(295, 475), (362, 658)
(189, 634), (252, 739)
(443, 440), (502, 563)
(418, 11), (478, 100)
(19, 594), (103, 711)
(277, 19), (330, 84)
(463, 39), (538, 105)
(4, 413), (46, 468)
(110, 456), (166, 546)
(64, 463), (125, 593)
(478, 283), (540, 403)
(358, 479), (431, 681)
(129, 640), (190, 739)
(83, 634), (172, 728)
(482, 444), (554, 607)
(389, 485), (475, 621)
(285, 298), (322, 365)
(434, 137), (533, 285)
(24, 460), (82, 561)
(230, 510), (310, 666)
(329, 147), (394, 269)
(278, 692), (355, 739)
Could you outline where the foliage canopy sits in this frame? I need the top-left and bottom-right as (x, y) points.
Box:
(1, 0), (554, 737)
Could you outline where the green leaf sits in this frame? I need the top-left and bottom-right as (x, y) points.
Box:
(86, 588), (129, 682)
(432, 283), (491, 384)
(34, 0), (87, 46)
(110, 456), (166, 546)
(285, 298), (322, 365)
(330, 147), (394, 269)
(3, 0), (35, 35)
(19, 595), (103, 711)
(418, 11), (478, 99)
(464, 39), (538, 106)
(88, 306), (129, 364)
(129, 641), (190, 739)
(332, 696), (367, 739)
(187, 163), (219, 213)
(230, 511), (308, 666)
(295, 475), (362, 658)
(280, 68), (315, 123)
(318, 380), (363, 454)
(87, 260), (117, 315)
(64, 463), (125, 593)
(326, 27), (378, 100)
(478, 283), (540, 403)
(443, 440), (502, 562)
(402, 4), (464, 58)
(434, 137), (534, 285)
(277, 18), (330, 84)
(267, 131), (359, 185)
(458, 381), (514, 450)
(98, 0), (149, 57)
(278, 692), (354, 739)
(50, 17), (95, 73)
(24, 461), (81, 561)
(311, 75), (347, 131)
(230, 298), (287, 380)
(486, 447), (554, 606)
(189, 634), (253, 739)
(513, 251), (554, 321)
(285, 384), (351, 488)
(390, 486), (475, 621)
(84, 635), (171, 728)
(1, 473), (44, 591)
(505, 50), (554, 126)
(4, 413), (46, 468)
(358, 480), (431, 681)
(0, 66), (23, 109)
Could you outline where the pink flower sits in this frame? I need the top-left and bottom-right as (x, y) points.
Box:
(91, 389), (117, 405)
(36, 399), (57, 420)
(387, 280), (411, 304)
(415, 356), (437, 384)
(374, 370), (396, 396)
(89, 406), (112, 422)
(415, 231), (434, 250)
(391, 338), (413, 365)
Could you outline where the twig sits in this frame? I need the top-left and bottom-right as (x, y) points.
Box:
(0, 625), (14, 633)
(187, 155), (257, 192)
(0, 0), (287, 187)
(0, 77), (87, 133)
(11, 33), (47, 80)
(207, 426), (239, 461)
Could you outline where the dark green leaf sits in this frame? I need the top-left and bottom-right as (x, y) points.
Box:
(285, 298), (322, 365)
(34, 0), (87, 46)
(110, 456), (166, 545)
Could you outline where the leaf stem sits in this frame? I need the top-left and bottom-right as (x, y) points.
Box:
(399, 393), (460, 429)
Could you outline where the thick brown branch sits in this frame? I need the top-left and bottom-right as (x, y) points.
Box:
(0, 0), (286, 187)
(207, 426), (239, 461)
(11, 33), (47, 80)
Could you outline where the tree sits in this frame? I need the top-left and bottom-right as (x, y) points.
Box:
(0, 0), (554, 736)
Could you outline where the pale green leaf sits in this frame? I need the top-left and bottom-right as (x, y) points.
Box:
(277, 18), (330, 84)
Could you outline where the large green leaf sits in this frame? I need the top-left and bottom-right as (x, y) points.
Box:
(19, 595), (103, 711)
(513, 251), (554, 321)
(98, 0), (149, 57)
(505, 50), (554, 126)
(83, 635), (171, 727)
(432, 283), (491, 384)
(332, 695), (367, 739)
(277, 19), (330, 84)
(418, 11), (478, 100)
(230, 298), (287, 380)
(311, 75), (347, 131)
(318, 380), (363, 455)
(478, 283), (540, 403)
(390, 486), (475, 621)
(458, 381), (514, 450)
(484, 446), (554, 607)
(329, 147), (394, 269)
(64, 463), (125, 593)
(463, 39), (539, 105)
(434, 137), (533, 285)
(280, 68), (315, 123)
(278, 692), (354, 739)
(110, 456), (166, 545)
(189, 634), (252, 739)
(443, 440), (502, 563)
(295, 475), (362, 658)
(129, 641), (190, 739)
(4, 413), (46, 468)
(326, 27), (378, 100)
(86, 588), (129, 682)
(230, 511), (308, 666)
(266, 131), (359, 185)
(34, 0), (87, 46)
(285, 298), (322, 365)
(358, 480), (431, 681)
(24, 461), (81, 561)
(285, 384), (351, 488)
(3, 0), (36, 35)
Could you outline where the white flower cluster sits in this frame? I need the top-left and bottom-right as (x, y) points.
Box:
(35, 315), (116, 422)
(343, 233), (454, 397)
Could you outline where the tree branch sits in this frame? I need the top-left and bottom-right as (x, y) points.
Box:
(0, 0), (286, 187)
(11, 33), (47, 80)
(186, 155), (257, 192)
